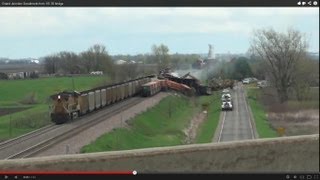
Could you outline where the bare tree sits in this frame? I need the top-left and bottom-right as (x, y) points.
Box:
(80, 51), (95, 73)
(80, 44), (114, 75)
(152, 44), (170, 71)
(57, 51), (81, 74)
(249, 28), (308, 103)
(113, 63), (139, 83)
(43, 54), (59, 74)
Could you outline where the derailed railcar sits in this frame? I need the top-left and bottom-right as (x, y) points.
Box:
(141, 80), (162, 97)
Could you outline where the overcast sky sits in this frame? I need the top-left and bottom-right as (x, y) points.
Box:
(0, 7), (319, 59)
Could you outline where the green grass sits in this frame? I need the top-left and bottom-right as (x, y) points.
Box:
(0, 105), (50, 141)
(247, 88), (278, 138)
(81, 95), (195, 153)
(0, 75), (109, 141)
(195, 92), (221, 143)
(0, 76), (108, 105)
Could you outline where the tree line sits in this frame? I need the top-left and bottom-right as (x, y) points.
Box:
(205, 28), (318, 103)
(42, 27), (319, 103)
(43, 44), (114, 75)
(42, 43), (200, 78)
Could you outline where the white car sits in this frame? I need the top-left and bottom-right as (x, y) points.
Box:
(221, 101), (233, 111)
(242, 79), (250, 84)
(257, 80), (268, 88)
(222, 89), (230, 94)
(221, 93), (231, 101)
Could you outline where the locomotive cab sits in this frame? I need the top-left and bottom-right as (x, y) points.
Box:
(50, 91), (81, 124)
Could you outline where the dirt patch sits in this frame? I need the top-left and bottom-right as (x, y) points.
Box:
(268, 110), (319, 136)
(183, 110), (207, 144)
(0, 107), (31, 117)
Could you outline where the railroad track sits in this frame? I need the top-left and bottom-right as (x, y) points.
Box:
(0, 124), (59, 151)
(5, 97), (145, 159)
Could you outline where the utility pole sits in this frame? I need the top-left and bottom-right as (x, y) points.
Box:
(72, 78), (75, 91)
(208, 44), (213, 59)
(206, 64), (209, 85)
(121, 111), (123, 127)
(9, 114), (12, 138)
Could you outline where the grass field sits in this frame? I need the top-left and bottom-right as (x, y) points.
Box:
(247, 88), (278, 138)
(0, 76), (108, 105)
(0, 105), (50, 140)
(286, 87), (319, 110)
(81, 91), (222, 153)
(81, 95), (195, 152)
(0, 75), (109, 141)
(195, 91), (221, 143)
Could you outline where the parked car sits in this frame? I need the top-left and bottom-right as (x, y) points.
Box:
(257, 80), (268, 88)
(242, 78), (250, 84)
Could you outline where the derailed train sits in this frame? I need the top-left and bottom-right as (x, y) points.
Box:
(141, 79), (194, 97)
(50, 75), (154, 124)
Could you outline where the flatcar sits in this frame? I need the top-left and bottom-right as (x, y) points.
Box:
(50, 76), (153, 124)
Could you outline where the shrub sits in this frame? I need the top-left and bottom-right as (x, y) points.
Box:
(20, 92), (38, 104)
(0, 72), (8, 80)
(30, 72), (39, 79)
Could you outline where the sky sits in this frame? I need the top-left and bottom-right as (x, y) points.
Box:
(0, 7), (319, 59)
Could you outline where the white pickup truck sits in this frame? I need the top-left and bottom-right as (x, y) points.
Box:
(221, 93), (233, 111)
(221, 100), (233, 111)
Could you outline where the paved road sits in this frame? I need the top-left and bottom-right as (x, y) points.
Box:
(213, 82), (257, 142)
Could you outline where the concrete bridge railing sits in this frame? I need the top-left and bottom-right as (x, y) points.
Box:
(0, 134), (318, 173)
